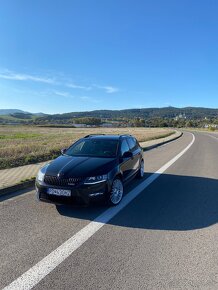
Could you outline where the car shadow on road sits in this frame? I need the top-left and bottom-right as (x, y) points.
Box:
(56, 172), (218, 231)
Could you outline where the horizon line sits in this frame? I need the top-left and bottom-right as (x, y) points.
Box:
(1, 105), (218, 116)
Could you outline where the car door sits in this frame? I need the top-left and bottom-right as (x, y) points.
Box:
(119, 138), (134, 182)
(127, 137), (141, 175)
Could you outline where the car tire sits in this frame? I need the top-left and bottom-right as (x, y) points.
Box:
(108, 178), (124, 206)
(136, 160), (144, 179)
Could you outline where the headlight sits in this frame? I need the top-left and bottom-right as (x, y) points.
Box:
(36, 164), (49, 182)
(84, 175), (107, 185)
(37, 170), (45, 182)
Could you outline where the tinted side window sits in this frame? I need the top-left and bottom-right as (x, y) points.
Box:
(127, 137), (138, 151)
(120, 139), (130, 156)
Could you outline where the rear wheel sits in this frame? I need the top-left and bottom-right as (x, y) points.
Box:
(109, 178), (124, 206)
(136, 160), (144, 179)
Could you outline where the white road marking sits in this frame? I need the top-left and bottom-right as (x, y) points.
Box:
(3, 133), (195, 290)
(206, 134), (218, 140)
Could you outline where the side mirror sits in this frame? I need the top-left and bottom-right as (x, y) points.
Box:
(122, 151), (133, 158)
(61, 148), (67, 155)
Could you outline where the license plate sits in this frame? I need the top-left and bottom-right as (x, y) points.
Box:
(47, 188), (71, 197)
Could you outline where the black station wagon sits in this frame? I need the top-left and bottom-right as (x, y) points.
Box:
(36, 134), (144, 206)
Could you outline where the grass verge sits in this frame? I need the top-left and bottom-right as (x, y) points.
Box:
(0, 126), (175, 169)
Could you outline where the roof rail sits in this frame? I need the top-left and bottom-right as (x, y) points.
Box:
(84, 134), (105, 138)
(119, 134), (132, 137)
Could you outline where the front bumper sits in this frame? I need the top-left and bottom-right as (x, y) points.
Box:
(35, 180), (110, 205)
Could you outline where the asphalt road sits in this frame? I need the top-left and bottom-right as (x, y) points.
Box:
(1, 131), (218, 289)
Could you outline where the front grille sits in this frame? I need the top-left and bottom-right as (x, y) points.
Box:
(44, 175), (84, 187)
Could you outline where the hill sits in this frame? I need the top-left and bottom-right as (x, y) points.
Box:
(36, 107), (218, 121)
(0, 109), (30, 115)
(0, 109), (46, 117)
(1, 107), (218, 127)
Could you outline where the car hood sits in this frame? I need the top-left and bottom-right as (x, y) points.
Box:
(45, 155), (117, 178)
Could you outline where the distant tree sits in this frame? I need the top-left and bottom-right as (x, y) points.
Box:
(132, 118), (145, 127)
(73, 117), (102, 125)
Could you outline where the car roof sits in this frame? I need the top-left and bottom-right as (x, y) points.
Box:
(83, 134), (133, 140)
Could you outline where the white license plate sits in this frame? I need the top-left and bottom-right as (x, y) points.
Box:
(47, 188), (71, 197)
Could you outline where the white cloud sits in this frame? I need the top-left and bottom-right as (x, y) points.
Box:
(94, 84), (119, 93)
(0, 69), (119, 96)
(54, 91), (75, 99)
(66, 83), (92, 91)
(67, 83), (119, 93)
(54, 91), (97, 102)
(104, 86), (119, 93)
(0, 71), (55, 84)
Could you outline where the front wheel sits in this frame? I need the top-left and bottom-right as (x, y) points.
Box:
(109, 178), (124, 206)
(136, 160), (144, 179)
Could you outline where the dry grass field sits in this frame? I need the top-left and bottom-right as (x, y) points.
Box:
(0, 126), (174, 169)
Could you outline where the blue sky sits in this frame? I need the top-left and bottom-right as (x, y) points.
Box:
(0, 0), (218, 114)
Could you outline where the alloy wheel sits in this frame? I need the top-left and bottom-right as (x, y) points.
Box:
(110, 179), (123, 205)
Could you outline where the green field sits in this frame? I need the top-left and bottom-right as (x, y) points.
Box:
(0, 126), (174, 169)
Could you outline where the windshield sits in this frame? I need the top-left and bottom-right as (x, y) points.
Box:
(65, 139), (119, 158)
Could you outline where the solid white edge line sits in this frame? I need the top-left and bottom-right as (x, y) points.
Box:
(3, 133), (195, 290)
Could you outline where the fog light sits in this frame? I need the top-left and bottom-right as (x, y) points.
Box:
(89, 192), (104, 197)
